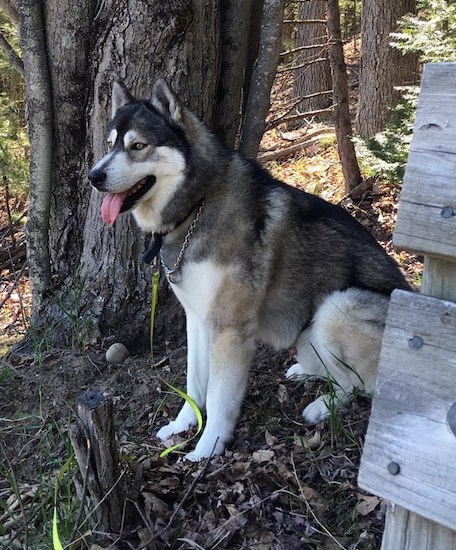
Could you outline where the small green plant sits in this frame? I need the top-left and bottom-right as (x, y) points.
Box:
(30, 324), (55, 367)
(52, 454), (74, 550)
(308, 343), (362, 449)
(391, 0), (456, 63)
(0, 364), (11, 382)
(323, 370), (346, 448)
(354, 87), (418, 184)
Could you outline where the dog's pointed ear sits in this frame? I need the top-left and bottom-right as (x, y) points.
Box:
(111, 80), (134, 118)
(151, 79), (182, 124)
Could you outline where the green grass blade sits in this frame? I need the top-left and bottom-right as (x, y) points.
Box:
(159, 378), (203, 458)
(52, 454), (73, 550)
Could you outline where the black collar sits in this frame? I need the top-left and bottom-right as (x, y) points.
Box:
(142, 233), (164, 264)
(142, 199), (204, 265)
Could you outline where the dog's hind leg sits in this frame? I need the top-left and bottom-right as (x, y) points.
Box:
(184, 327), (256, 461)
(287, 289), (388, 424)
(156, 312), (210, 441)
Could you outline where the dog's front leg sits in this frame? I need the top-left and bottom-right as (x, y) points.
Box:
(184, 327), (256, 461)
(156, 312), (209, 441)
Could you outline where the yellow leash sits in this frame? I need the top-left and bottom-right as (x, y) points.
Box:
(150, 256), (160, 360)
(146, 239), (205, 457)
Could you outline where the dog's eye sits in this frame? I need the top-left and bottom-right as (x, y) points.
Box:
(132, 142), (147, 151)
(107, 140), (113, 149)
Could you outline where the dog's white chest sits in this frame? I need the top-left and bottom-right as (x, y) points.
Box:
(168, 260), (225, 319)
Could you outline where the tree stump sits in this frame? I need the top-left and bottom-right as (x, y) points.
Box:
(68, 390), (127, 536)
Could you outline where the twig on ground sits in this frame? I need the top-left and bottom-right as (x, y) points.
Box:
(259, 128), (336, 162)
(290, 453), (346, 549)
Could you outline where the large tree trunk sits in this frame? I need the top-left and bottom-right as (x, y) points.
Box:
(292, 0), (332, 117)
(78, 2), (221, 351)
(357, 0), (419, 138)
(17, 1), (264, 353)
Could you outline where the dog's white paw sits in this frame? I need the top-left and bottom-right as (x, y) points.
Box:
(302, 395), (331, 424)
(156, 416), (196, 441)
(182, 450), (208, 462)
(183, 444), (224, 462)
(156, 423), (177, 441)
(286, 362), (307, 379)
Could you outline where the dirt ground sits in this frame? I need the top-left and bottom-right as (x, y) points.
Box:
(2, 339), (387, 549)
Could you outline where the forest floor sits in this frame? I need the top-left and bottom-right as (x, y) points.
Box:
(0, 47), (423, 550)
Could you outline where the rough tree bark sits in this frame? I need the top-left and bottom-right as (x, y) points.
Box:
(18, 0), (53, 321)
(357, 0), (419, 138)
(292, 0), (332, 117)
(16, 1), (268, 353)
(68, 390), (127, 535)
(240, 0), (285, 158)
(213, 0), (259, 147)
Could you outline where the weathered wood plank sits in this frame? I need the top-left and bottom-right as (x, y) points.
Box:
(380, 506), (456, 550)
(398, 151), (456, 206)
(393, 63), (456, 258)
(394, 200), (456, 259)
(410, 63), (456, 155)
(422, 257), (456, 302)
(358, 289), (456, 531)
(361, 62), (456, 550)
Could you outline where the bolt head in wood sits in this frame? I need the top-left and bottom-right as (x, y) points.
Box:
(447, 402), (456, 437)
(441, 206), (454, 219)
(387, 462), (401, 475)
(408, 335), (423, 349)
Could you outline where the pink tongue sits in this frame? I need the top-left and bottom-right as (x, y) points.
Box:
(100, 192), (129, 225)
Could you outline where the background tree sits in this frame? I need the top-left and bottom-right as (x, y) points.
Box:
(292, 0), (332, 117)
(357, 0), (419, 138)
(15, 0), (284, 354)
(328, 0), (362, 192)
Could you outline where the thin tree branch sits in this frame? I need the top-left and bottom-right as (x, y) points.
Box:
(270, 89), (333, 125)
(267, 107), (334, 131)
(259, 129), (335, 162)
(0, 0), (19, 25)
(0, 31), (24, 76)
(278, 57), (329, 72)
(327, 0), (361, 192)
(283, 19), (327, 24)
(280, 41), (336, 57)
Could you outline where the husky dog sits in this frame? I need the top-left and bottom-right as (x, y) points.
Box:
(89, 79), (410, 461)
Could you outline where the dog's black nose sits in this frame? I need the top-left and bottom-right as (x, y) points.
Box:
(88, 168), (106, 189)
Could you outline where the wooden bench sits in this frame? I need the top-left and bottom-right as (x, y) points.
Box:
(358, 63), (456, 549)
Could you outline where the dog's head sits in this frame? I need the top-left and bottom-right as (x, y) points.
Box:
(89, 79), (189, 226)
